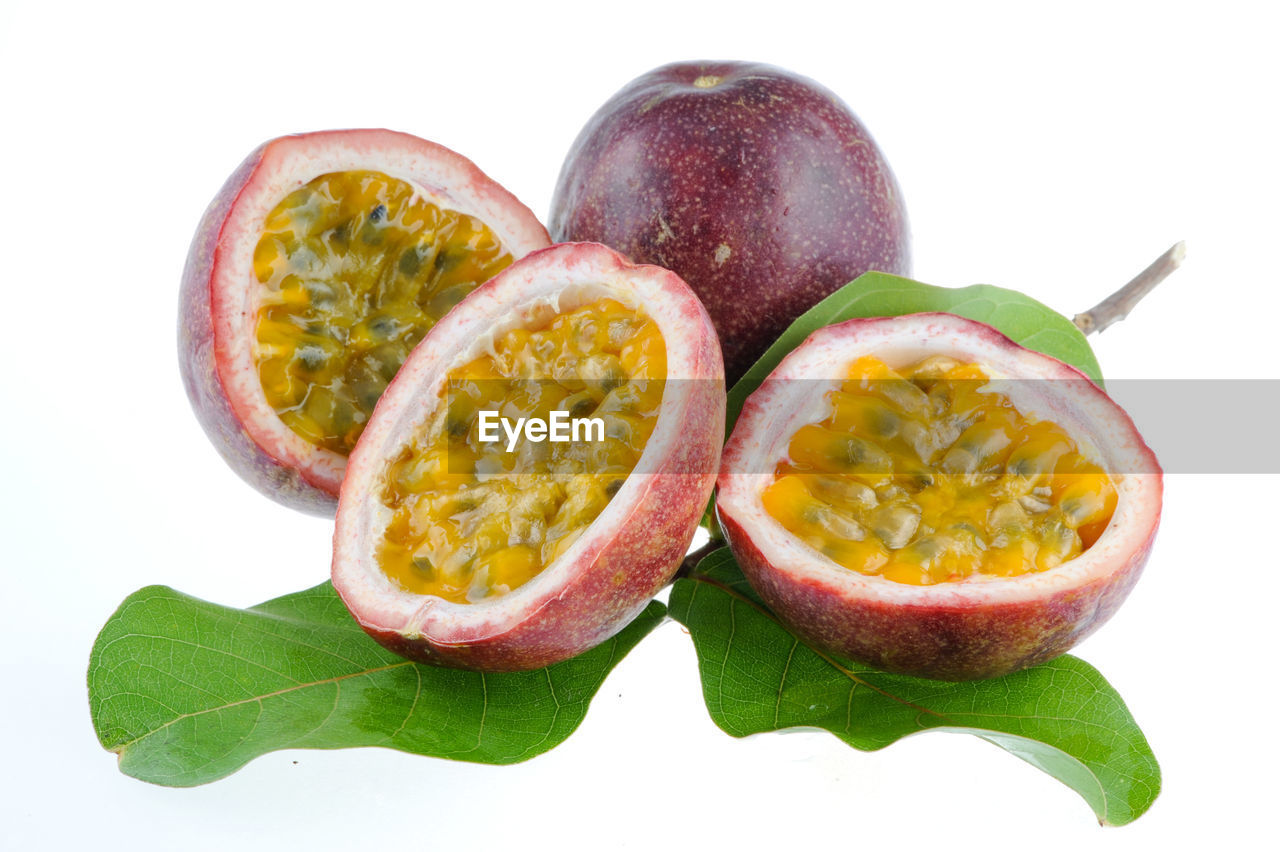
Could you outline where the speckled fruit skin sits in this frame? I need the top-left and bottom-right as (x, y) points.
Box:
(716, 314), (1162, 681)
(179, 129), (550, 516)
(332, 242), (725, 671)
(550, 60), (910, 383)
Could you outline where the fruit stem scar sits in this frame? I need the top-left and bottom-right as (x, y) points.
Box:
(1073, 241), (1185, 335)
(693, 75), (723, 89)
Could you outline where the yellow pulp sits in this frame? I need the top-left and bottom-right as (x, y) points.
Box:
(377, 298), (667, 603)
(253, 170), (514, 455)
(763, 356), (1118, 585)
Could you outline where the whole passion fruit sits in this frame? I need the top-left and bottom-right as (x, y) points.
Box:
(180, 129), (550, 515)
(332, 242), (724, 670)
(550, 60), (910, 383)
(716, 314), (1161, 681)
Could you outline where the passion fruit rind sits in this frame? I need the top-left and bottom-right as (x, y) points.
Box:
(179, 129), (550, 515)
(333, 242), (725, 671)
(718, 510), (1155, 681)
(716, 313), (1162, 681)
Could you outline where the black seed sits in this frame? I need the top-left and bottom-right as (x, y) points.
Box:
(398, 248), (423, 277)
(435, 249), (458, 272)
(333, 399), (357, 433)
(840, 436), (891, 471)
(905, 537), (940, 560)
(605, 418), (634, 442)
(929, 385), (953, 414)
(369, 204), (386, 223)
(360, 218), (386, 245)
(604, 478), (624, 497)
(866, 405), (900, 437)
(843, 439), (869, 464)
(1009, 456), (1036, 476)
(423, 284), (471, 317)
(353, 378), (384, 412)
(369, 315), (398, 339)
(899, 467), (934, 490)
(328, 221), (351, 249)
(411, 556), (434, 577)
(599, 369), (626, 394)
(446, 415), (471, 438)
(365, 343), (407, 382)
(1061, 496), (1101, 526)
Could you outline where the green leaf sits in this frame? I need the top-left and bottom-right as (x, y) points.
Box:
(726, 271), (1103, 435)
(88, 582), (665, 787)
(667, 549), (1160, 826)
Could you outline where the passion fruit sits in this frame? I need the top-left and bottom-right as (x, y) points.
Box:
(332, 242), (724, 670)
(550, 60), (910, 383)
(716, 313), (1161, 681)
(179, 129), (551, 515)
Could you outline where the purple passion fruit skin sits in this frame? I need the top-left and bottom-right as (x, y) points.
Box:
(550, 60), (910, 383)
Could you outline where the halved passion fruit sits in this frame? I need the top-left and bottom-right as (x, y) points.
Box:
(333, 242), (724, 670)
(179, 129), (550, 514)
(717, 313), (1161, 681)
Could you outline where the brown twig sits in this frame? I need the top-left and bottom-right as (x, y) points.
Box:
(1073, 241), (1185, 335)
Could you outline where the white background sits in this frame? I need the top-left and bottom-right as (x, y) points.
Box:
(2, 1), (1276, 848)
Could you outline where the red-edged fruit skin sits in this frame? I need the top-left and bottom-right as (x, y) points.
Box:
(333, 243), (725, 671)
(715, 314), (1162, 681)
(178, 130), (549, 516)
(550, 60), (910, 383)
(717, 511), (1156, 681)
(176, 141), (339, 512)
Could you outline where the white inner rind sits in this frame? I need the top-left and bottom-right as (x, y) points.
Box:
(333, 244), (711, 642)
(719, 313), (1162, 606)
(210, 129), (550, 495)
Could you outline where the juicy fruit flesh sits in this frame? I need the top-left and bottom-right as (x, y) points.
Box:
(377, 298), (666, 603)
(763, 356), (1118, 585)
(253, 170), (515, 455)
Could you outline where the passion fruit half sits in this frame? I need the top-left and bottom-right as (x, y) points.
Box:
(333, 242), (724, 670)
(179, 129), (550, 514)
(716, 313), (1161, 681)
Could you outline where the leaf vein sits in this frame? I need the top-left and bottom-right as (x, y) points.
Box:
(112, 661), (412, 753)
